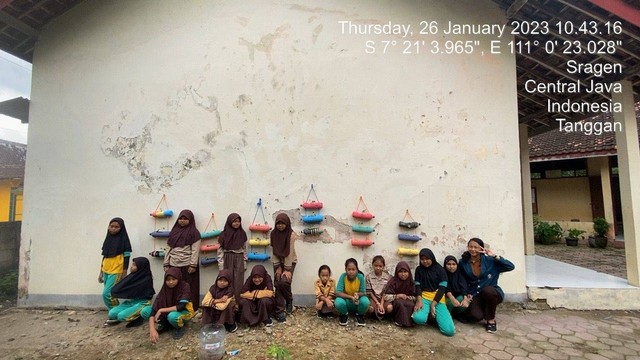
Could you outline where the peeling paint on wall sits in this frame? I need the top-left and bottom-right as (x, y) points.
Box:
(239, 24), (291, 64)
(101, 85), (222, 192)
(18, 237), (31, 299)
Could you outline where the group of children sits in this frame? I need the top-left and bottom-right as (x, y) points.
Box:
(100, 212), (514, 343)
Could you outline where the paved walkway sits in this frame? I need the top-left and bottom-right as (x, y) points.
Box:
(455, 306), (640, 360)
(534, 238), (627, 279)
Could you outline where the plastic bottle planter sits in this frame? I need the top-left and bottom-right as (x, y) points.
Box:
(302, 214), (324, 224)
(399, 221), (421, 229)
(352, 211), (375, 220)
(302, 227), (324, 235)
(247, 252), (271, 261)
(249, 223), (272, 232)
(397, 248), (420, 256)
(351, 238), (374, 247)
(200, 256), (218, 266)
(201, 229), (223, 239)
(398, 234), (422, 241)
(301, 201), (323, 210)
(352, 224), (375, 233)
(149, 230), (171, 238)
(149, 250), (165, 257)
(150, 209), (174, 218)
(200, 243), (220, 252)
(249, 238), (271, 246)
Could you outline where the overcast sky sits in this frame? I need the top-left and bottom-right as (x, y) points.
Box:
(0, 50), (31, 144)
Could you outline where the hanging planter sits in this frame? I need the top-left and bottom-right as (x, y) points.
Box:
(397, 247), (420, 256)
(352, 210), (374, 220)
(399, 221), (420, 229)
(201, 229), (223, 239)
(351, 238), (374, 247)
(352, 224), (375, 233)
(249, 238), (271, 246)
(249, 223), (272, 232)
(302, 227), (324, 235)
(248, 252), (271, 261)
(149, 230), (171, 238)
(301, 201), (323, 210)
(200, 256), (218, 266)
(398, 234), (421, 241)
(200, 243), (220, 252)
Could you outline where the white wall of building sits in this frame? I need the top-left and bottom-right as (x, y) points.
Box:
(19, 0), (526, 306)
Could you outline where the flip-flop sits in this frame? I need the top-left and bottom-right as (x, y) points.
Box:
(103, 319), (120, 327)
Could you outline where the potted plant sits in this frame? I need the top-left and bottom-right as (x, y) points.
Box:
(589, 217), (610, 248)
(534, 218), (563, 245)
(565, 228), (585, 246)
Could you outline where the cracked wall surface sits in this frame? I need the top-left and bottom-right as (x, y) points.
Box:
(21, 0), (526, 306)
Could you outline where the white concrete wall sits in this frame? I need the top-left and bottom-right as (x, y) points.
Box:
(20, 0), (526, 306)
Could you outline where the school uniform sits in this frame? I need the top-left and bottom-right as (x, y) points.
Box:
(108, 257), (155, 323)
(100, 217), (132, 309)
(412, 249), (455, 336)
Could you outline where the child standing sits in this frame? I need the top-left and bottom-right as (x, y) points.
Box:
(412, 248), (455, 336)
(201, 269), (237, 333)
(98, 217), (132, 310)
(335, 258), (370, 327)
(218, 213), (248, 301)
(141, 267), (194, 342)
(270, 213), (297, 323)
(314, 265), (336, 318)
(238, 265), (275, 327)
(164, 209), (201, 311)
(106, 257), (155, 328)
(443, 255), (469, 316)
(382, 261), (417, 327)
(365, 255), (391, 319)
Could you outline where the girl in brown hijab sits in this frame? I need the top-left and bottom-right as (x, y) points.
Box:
(218, 213), (248, 301)
(140, 267), (194, 342)
(270, 213), (297, 323)
(382, 261), (417, 327)
(164, 210), (201, 311)
(239, 265), (275, 327)
(201, 269), (237, 333)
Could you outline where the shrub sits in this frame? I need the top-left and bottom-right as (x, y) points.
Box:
(593, 217), (610, 237)
(534, 219), (563, 245)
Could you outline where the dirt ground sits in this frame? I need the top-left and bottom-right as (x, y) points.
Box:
(0, 301), (634, 360)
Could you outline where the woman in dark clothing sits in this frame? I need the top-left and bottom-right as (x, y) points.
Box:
(238, 265), (275, 327)
(459, 238), (515, 333)
(382, 261), (417, 327)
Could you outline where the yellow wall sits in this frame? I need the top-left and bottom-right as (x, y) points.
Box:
(0, 180), (23, 222)
(532, 177), (593, 221)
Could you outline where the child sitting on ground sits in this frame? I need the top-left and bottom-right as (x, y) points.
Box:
(314, 265), (336, 317)
(443, 255), (469, 317)
(201, 269), (237, 333)
(382, 261), (417, 327)
(238, 265), (275, 327)
(141, 268), (194, 343)
(335, 258), (370, 327)
(365, 255), (391, 320)
(105, 257), (155, 328)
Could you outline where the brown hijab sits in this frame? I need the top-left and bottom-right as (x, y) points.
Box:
(218, 213), (247, 250)
(270, 213), (292, 258)
(209, 269), (234, 299)
(167, 210), (201, 248)
(153, 267), (191, 313)
(384, 261), (416, 297)
(241, 265), (274, 292)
